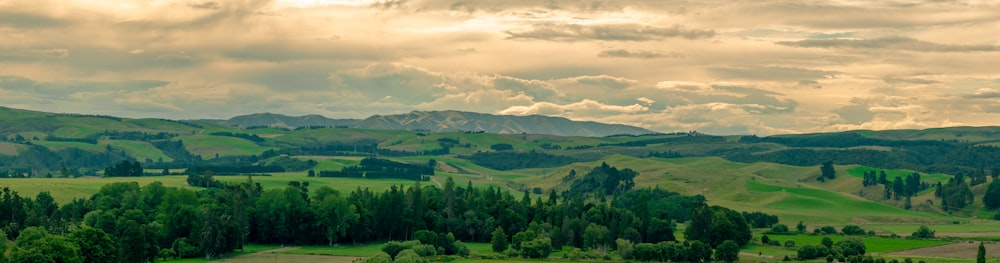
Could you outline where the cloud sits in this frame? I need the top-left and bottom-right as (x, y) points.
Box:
(0, 11), (69, 28)
(709, 66), (839, 81)
(598, 49), (680, 59)
(797, 80), (822, 89)
(778, 37), (1000, 52)
(506, 23), (715, 41)
(0, 48), (70, 61)
(500, 99), (649, 117)
(189, 2), (222, 10)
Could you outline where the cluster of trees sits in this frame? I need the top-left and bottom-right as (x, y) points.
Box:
(318, 157), (433, 181)
(461, 150), (583, 171)
(103, 160), (144, 177)
(0, 164), (756, 263)
(103, 130), (177, 141)
(936, 174), (975, 211)
(615, 238), (717, 262)
(261, 142), (450, 158)
(208, 132), (264, 143)
(796, 237), (866, 261)
(489, 143), (514, 151)
(567, 162), (637, 196)
(742, 211), (779, 228)
(185, 164), (285, 175)
(862, 171), (928, 200)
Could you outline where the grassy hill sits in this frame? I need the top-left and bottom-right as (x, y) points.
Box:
(6, 106), (1000, 239)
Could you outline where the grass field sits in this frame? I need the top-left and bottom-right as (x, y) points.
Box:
(742, 180), (951, 225)
(178, 135), (275, 157)
(104, 139), (174, 162)
(847, 166), (952, 183)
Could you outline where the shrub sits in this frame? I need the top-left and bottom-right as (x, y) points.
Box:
(770, 224), (790, 233)
(784, 239), (796, 248)
(394, 249), (427, 263)
(411, 244), (437, 257)
(521, 238), (553, 259)
(367, 252), (392, 263)
(842, 225), (866, 236)
(911, 225), (935, 239)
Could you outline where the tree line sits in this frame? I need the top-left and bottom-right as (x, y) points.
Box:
(0, 163), (756, 262)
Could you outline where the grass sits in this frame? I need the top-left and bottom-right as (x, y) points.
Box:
(847, 166), (952, 183)
(0, 176), (195, 203)
(743, 180), (951, 225)
(177, 135), (275, 157)
(103, 140), (174, 162)
(280, 243), (384, 257)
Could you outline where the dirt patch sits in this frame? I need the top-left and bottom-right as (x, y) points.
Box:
(889, 242), (1000, 259)
(0, 142), (18, 155)
(936, 232), (1000, 237)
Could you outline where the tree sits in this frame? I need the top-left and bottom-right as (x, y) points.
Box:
(761, 234), (770, 245)
(68, 227), (118, 263)
(490, 227), (508, 252)
(715, 240), (740, 263)
(520, 237), (553, 259)
(841, 225), (866, 235)
(0, 230), (7, 263)
(9, 227), (83, 263)
(796, 221), (807, 233)
(911, 225), (935, 239)
(367, 252), (392, 263)
(821, 236), (834, 249)
(821, 161), (836, 180)
(984, 180), (1000, 209)
(382, 241), (407, 260)
(835, 238), (866, 257)
(978, 241), (986, 263)
(583, 223), (610, 250)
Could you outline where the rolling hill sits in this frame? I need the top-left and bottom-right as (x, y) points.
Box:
(6, 105), (1000, 228)
(210, 110), (658, 137)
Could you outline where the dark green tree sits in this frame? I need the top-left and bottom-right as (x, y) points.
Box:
(821, 236), (834, 249)
(715, 240), (740, 263)
(490, 227), (508, 252)
(984, 180), (1000, 209)
(821, 161), (836, 180)
(978, 241), (986, 263)
(68, 227), (118, 263)
(911, 225), (935, 239)
(9, 227), (83, 263)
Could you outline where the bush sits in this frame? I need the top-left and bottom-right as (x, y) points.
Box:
(715, 240), (740, 263)
(911, 225), (935, 239)
(394, 249), (427, 263)
(367, 252), (392, 263)
(770, 224), (790, 233)
(453, 241), (470, 257)
(615, 238), (634, 260)
(784, 239), (796, 248)
(761, 234), (770, 245)
(836, 238), (867, 257)
(521, 238), (553, 259)
(797, 244), (830, 260)
(820, 226), (838, 235)
(842, 225), (866, 236)
(411, 244), (437, 257)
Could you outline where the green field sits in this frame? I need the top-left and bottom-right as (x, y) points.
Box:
(743, 180), (951, 225)
(847, 166), (953, 183)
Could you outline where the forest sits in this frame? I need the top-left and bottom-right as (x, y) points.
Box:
(0, 163), (756, 263)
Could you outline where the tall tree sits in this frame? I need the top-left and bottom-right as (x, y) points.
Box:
(984, 180), (1000, 210)
(68, 227), (118, 263)
(820, 161), (836, 180)
(978, 241), (987, 263)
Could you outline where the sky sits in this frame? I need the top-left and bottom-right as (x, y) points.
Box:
(1, 0), (999, 135)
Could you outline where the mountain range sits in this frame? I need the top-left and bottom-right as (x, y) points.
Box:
(206, 110), (657, 137)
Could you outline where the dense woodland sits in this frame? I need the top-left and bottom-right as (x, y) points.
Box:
(0, 163), (758, 262)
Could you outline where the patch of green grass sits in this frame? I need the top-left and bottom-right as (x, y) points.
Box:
(281, 243), (385, 257)
(0, 176), (194, 204)
(34, 141), (103, 151)
(103, 140), (173, 162)
(847, 166), (952, 183)
(754, 234), (949, 253)
(177, 135), (274, 157)
(745, 180), (951, 225)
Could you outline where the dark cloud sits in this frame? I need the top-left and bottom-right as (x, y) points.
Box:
(0, 48), (70, 61)
(0, 11), (68, 28)
(507, 23), (714, 41)
(0, 76), (169, 97)
(709, 66), (838, 81)
(882, 75), (939, 84)
(833, 99), (876, 124)
(597, 49), (680, 59)
(797, 80), (822, 89)
(778, 37), (1000, 52)
(964, 89), (1000, 99)
(189, 2), (222, 10)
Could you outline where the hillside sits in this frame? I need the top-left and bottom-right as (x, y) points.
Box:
(213, 110), (657, 137)
(6, 105), (1000, 227)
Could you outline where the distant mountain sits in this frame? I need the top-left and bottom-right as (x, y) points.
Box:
(219, 113), (357, 129)
(219, 110), (658, 137)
